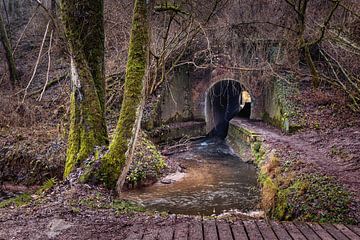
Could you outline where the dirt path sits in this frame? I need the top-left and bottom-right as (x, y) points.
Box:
(231, 118), (360, 201)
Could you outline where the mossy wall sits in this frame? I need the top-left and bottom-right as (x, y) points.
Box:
(227, 123), (263, 162)
(227, 121), (356, 224)
(142, 65), (207, 143)
(263, 78), (301, 133)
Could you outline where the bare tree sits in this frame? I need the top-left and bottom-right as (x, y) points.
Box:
(284, 0), (341, 88)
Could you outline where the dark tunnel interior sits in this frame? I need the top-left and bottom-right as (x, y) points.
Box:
(207, 80), (250, 138)
(238, 102), (251, 118)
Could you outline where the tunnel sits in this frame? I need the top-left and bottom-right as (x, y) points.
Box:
(206, 80), (251, 138)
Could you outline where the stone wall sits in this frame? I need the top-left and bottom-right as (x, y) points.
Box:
(262, 79), (300, 133)
(143, 40), (300, 140)
(144, 69), (301, 141)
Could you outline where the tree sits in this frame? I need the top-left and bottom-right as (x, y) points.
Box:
(101, 0), (149, 190)
(0, 10), (18, 87)
(284, 0), (341, 88)
(60, 0), (108, 178)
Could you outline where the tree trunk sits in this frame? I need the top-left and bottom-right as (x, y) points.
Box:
(304, 43), (320, 88)
(60, 0), (108, 178)
(0, 11), (18, 87)
(51, 0), (56, 15)
(101, 0), (149, 188)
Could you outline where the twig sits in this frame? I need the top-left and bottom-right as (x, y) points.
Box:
(116, 97), (145, 195)
(0, 70), (7, 85)
(33, 0), (57, 28)
(38, 30), (53, 101)
(21, 20), (50, 103)
(28, 74), (68, 97)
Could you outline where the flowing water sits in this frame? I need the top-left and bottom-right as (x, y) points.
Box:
(122, 138), (260, 216)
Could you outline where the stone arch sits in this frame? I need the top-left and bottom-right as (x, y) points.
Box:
(204, 79), (253, 138)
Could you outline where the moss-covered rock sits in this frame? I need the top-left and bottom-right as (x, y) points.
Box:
(76, 131), (166, 190)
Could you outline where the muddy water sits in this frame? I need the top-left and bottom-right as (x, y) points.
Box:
(122, 138), (260, 216)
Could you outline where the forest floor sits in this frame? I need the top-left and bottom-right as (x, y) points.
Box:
(0, 184), (360, 239)
(0, 184), (258, 239)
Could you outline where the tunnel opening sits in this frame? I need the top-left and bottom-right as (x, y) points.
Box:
(206, 80), (251, 138)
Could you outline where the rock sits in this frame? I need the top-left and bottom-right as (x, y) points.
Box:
(179, 164), (187, 169)
(46, 218), (72, 239)
(160, 179), (172, 184)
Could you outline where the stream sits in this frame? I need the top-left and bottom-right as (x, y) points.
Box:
(122, 138), (260, 216)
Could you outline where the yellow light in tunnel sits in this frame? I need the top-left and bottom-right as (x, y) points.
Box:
(242, 91), (251, 103)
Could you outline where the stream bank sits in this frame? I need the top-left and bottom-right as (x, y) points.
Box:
(227, 117), (358, 224)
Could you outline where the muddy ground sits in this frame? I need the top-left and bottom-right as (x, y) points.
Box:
(0, 184), (257, 239)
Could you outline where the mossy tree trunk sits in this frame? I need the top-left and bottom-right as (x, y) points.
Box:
(101, 0), (149, 189)
(60, 0), (108, 178)
(0, 11), (18, 87)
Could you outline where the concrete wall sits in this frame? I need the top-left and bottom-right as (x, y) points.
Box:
(262, 79), (300, 133)
(159, 66), (193, 124)
(147, 66), (267, 131)
(144, 40), (299, 139)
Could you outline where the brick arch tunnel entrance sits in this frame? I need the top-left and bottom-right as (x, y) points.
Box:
(205, 80), (251, 138)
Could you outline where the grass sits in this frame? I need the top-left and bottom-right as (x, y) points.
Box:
(0, 193), (32, 208)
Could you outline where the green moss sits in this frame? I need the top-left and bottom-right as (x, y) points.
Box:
(125, 133), (167, 188)
(64, 93), (80, 178)
(270, 174), (355, 224)
(264, 79), (302, 133)
(273, 187), (290, 220)
(111, 200), (145, 213)
(0, 193), (32, 208)
(251, 141), (266, 165)
(100, 0), (149, 188)
(254, 144), (355, 223)
(61, 0), (106, 110)
(261, 176), (278, 211)
(75, 194), (145, 213)
(257, 170), (267, 184)
(61, 0), (108, 179)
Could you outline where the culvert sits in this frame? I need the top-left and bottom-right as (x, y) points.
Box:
(205, 80), (251, 138)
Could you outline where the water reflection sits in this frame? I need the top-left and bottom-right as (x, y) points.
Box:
(122, 138), (260, 215)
